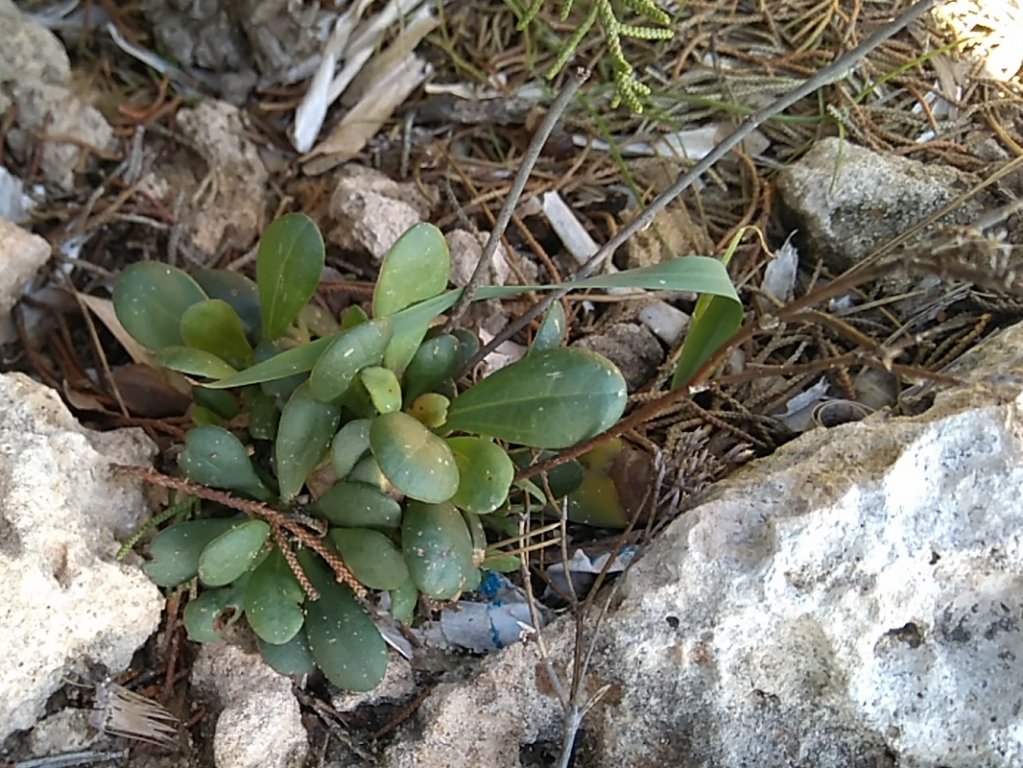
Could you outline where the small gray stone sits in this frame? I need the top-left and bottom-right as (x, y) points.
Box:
(0, 217), (50, 342)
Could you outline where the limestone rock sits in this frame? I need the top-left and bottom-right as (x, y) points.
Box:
(776, 137), (991, 272)
(378, 319), (1023, 768)
(0, 0), (117, 190)
(445, 229), (511, 287)
(191, 644), (307, 768)
(0, 373), (161, 739)
(0, 217), (50, 342)
(326, 166), (435, 260)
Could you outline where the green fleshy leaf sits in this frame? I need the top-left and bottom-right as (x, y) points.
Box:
(198, 519), (271, 586)
(566, 440), (629, 528)
(180, 299), (253, 369)
(369, 412), (458, 503)
(328, 528), (409, 590)
(299, 303), (340, 338)
(408, 393), (449, 429)
(242, 386), (279, 440)
(257, 213), (325, 340)
(193, 268), (262, 342)
(258, 631), (315, 677)
(389, 579), (418, 624)
(403, 334), (459, 402)
(184, 576), (249, 643)
(482, 553), (520, 572)
(156, 346), (238, 380)
(308, 318), (393, 402)
(203, 334), (337, 389)
(372, 224), (450, 317)
(531, 300), (566, 353)
(143, 518), (243, 587)
(447, 437), (514, 514)
(402, 501), (474, 599)
(347, 456), (388, 491)
(358, 366), (402, 414)
(276, 383), (342, 500)
(299, 550), (388, 691)
(340, 305), (369, 329)
(331, 419), (371, 479)
(113, 261), (208, 351)
(313, 481), (402, 530)
(445, 348), (627, 449)
(192, 387), (240, 420)
(178, 425), (272, 500)
(245, 548), (306, 644)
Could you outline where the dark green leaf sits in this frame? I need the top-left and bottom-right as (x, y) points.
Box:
(531, 301), (566, 353)
(203, 334), (337, 389)
(113, 261), (208, 351)
(156, 346), (238, 380)
(257, 213), (324, 340)
(372, 223), (450, 317)
(670, 292), (743, 388)
(178, 425), (272, 500)
(198, 520), (271, 586)
(445, 348), (627, 449)
(276, 383), (342, 500)
(245, 549), (306, 644)
(447, 437), (514, 514)
(369, 412), (458, 503)
(328, 528), (409, 590)
(299, 550), (388, 691)
(331, 419), (371, 479)
(358, 366), (401, 414)
(242, 386), (279, 440)
(192, 387), (240, 420)
(143, 518), (242, 587)
(403, 334), (459, 402)
(258, 631), (315, 677)
(193, 268), (262, 342)
(402, 501), (474, 599)
(347, 456), (388, 491)
(313, 481), (402, 530)
(389, 579), (418, 624)
(184, 577), (248, 643)
(180, 299), (253, 369)
(308, 319), (393, 402)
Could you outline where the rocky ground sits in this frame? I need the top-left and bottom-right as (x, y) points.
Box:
(2, 0), (1023, 767)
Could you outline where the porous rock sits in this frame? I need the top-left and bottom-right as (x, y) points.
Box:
(0, 373), (161, 739)
(776, 137), (991, 272)
(0, 0), (117, 190)
(0, 217), (50, 342)
(446, 229), (511, 287)
(326, 166), (435, 260)
(191, 644), (307, 768)
(378, 319), (1023, 768)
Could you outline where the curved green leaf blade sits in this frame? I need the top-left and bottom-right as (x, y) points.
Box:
(314, 481), (402, 530)
(180, 299), (253, 369)
(531, 300), (566, 353)
(402, 501), (474, 600)
(113, 262), (208, 351)
(328, 528), (409, 590)
(276, 383), (342, 500)
(358, 366), (401, 414)
(156, 346), (238, 380)
(257, 213), (325, 340)
(245, 548), (306, 644)
(299, 550), (388, 691)
(445, 348), (627, 449)
(369, 412), (458, 503)
(184, 577), (249, 643)
(403, 334), (459, 402)
(447, 437), (514, 514)
(178, 425), (272, 500)
(198, 519), (271, 586)
(308, 319), (393, 402)
(203, 334), (337, 389)
(193, 268), (262, 342)
(372, 223), (450, 317)
(258, 631), (315, 677)
(331, 419), (372, 479)
(143, 518), (242, 587)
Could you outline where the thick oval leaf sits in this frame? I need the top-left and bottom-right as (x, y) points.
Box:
(183, 577), (248, 643)
(372, 223), (450, 317)
(245, 549), (306, 644)
(156, 346), (238, 380)
(369, 412), (458, 503)
(328, 528), (409, 590)
(331, 419), (371, 479)
(143, 518), (242, 587)
(308, 319), (392, 402)
(299, 550), (388, 691)
(447, 437), (514, 514)
(445, 348), (627, 449)
(193, 268), (262, 342)
(347, 456), (388, 491)
(403, 334), (459, 402)
(257, 213), (325, 340)
(389, 579), (418, 624)
(402, 501), (474, 600)
(531, 300), (566, 353)
(198, 519), (271, 586)
(178, 425), (272, 500)
(276, 383), (342, 500)
(113, 261), (208, 351)
(242, 386), (279, 440)
(204, 334), (337, 389)
(180, 299), (253, 369)
(314, 481), (402, 530)
(408, 393), (449, 429)
(258, 632), (315, 677)
(192, 387), (240, 420)
(358, 366), (401, 414)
